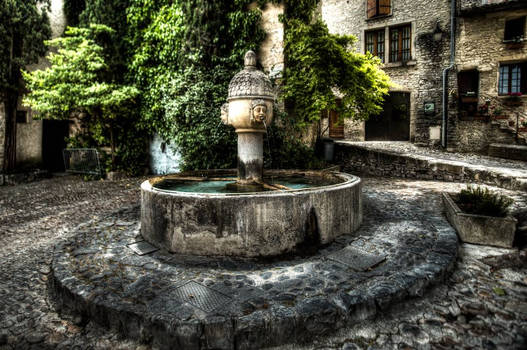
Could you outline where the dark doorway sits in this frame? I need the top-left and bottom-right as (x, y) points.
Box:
(458, 70), (479, 117)
(365, 92), (410, 141)
(42, 120), (69, 172)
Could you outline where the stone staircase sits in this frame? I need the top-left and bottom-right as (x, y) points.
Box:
(489, 116), (527, 145)
(480, 93), (527, 160)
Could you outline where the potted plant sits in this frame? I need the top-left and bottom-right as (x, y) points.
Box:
(519, 119), (527, 132)
(490, 106), (507, 119)
(443, 186), (516, 248)
(504, 92), (523, 106)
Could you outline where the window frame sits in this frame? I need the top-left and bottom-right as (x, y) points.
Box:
(389, 24), (412, 63)
(504, 16), (526, 42)
(365, 28), (386, 63)
(498, 62), (527, 95)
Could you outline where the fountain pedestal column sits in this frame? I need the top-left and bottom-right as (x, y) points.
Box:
(221, 50), (275, 190)
(237, 132), (264, 183)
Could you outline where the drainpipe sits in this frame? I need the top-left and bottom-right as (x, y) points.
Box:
(441, 0), (456, 149)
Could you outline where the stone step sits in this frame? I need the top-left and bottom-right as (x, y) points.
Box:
(488, 143), (527, 161)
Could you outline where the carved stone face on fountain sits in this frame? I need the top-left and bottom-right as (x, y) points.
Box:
(251, 99), (267, 123)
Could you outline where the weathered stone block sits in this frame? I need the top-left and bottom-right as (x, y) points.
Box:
(442, 193), (516, 248)
(141, 170), (362, 257)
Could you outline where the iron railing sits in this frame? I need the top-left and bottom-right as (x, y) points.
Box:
(479, 92), (527, 141)
(63, 148), (103, 176)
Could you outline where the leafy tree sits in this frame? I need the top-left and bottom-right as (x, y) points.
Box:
(63, 0), (86, 27)
(0, 0), (51, 171)
(282, 1), (390, 131)
(79, 0), (131, 82)
(22, 25), (139, 169)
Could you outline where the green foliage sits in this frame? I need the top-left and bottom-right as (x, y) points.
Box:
(22, 25), (140, 171)
(23, 25), (138, 119)
(63, 0), (86, 27)
(456, 186), (513, 217)
(79, 0), (131, 81)
(265, 118), (326, 170)
(0, 0), (51, 92)
(128, 0), (266, 170)
(282, 2), (390, 128)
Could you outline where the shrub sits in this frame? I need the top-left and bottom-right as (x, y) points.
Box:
(456, 186), (513, 217)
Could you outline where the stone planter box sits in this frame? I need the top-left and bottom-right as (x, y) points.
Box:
(442, 193), (516, 248)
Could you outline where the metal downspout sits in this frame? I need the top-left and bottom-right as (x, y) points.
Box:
(442, 0), (456, 148)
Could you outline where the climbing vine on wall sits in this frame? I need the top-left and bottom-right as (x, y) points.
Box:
(53, 0), (390, 173)
(127, 0), (267, 170)
(281, 0), (390, 128)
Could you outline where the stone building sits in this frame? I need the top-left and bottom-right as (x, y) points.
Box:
(317, 0), (453, 145)
(453, 0), (527, 153)
(0, 0), (67, 174)
(257, 0), (527, 154)
(317, 0), (527, 153)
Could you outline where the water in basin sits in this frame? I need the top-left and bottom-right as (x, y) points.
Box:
(152, 176), (337, 193)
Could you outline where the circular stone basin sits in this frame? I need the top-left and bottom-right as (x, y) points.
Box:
(141, 170), (362, 257)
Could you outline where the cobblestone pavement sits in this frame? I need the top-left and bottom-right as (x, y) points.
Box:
(0, 175), (526, 349)
(338, 141), (527, 173)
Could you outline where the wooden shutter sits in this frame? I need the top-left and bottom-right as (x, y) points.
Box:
(379, 0), (391, 16)
(367, 0), (377, 19)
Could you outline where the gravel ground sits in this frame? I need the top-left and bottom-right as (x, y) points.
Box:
(0, 175), (526, 349)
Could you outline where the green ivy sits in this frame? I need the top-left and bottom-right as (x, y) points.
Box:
(282, 0), (390, 129)
(28, 0), (390, 174)
(127, 0), (266, 170)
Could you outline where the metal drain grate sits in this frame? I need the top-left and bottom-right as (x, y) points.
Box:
(328, 246), (386, 271)
(174, 281), (232, 313)
(127, 241), (159, 256)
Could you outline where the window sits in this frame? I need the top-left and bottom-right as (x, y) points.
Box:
(367, 0), (391, 19)
(16, 111), (27, 123)
(499, 62), (527, 95)
(365, 29), (385, 62)
(389, 25), (411, 62)
(504, 17), (525, 42)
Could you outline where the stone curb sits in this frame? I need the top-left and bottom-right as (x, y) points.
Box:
(335, 143), (527, 192)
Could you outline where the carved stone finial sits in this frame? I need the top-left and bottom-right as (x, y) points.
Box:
(244, 51), (257, 68)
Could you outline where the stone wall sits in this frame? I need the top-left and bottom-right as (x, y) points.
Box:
(454, 120), (517, 153)
(15, 0), (66, 168)
(15, 107), (43, 166)
(319, 0), (453, 144)
(252, 2), (284, 77)
(335, 142), (527, 191)
(459, 0), (525, 14)
(0, 103), (5, 171)
(453, 6), (527, 151)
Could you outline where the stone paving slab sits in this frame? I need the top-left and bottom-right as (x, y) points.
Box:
(1, 176), (526, 349)
(50, 185), (459, 349)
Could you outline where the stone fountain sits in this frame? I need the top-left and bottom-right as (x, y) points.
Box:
(140, 51), (363, 257)
(50, 51), (459, 350)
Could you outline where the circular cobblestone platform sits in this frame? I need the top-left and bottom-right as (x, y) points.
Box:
(50, 188), (458, 350)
